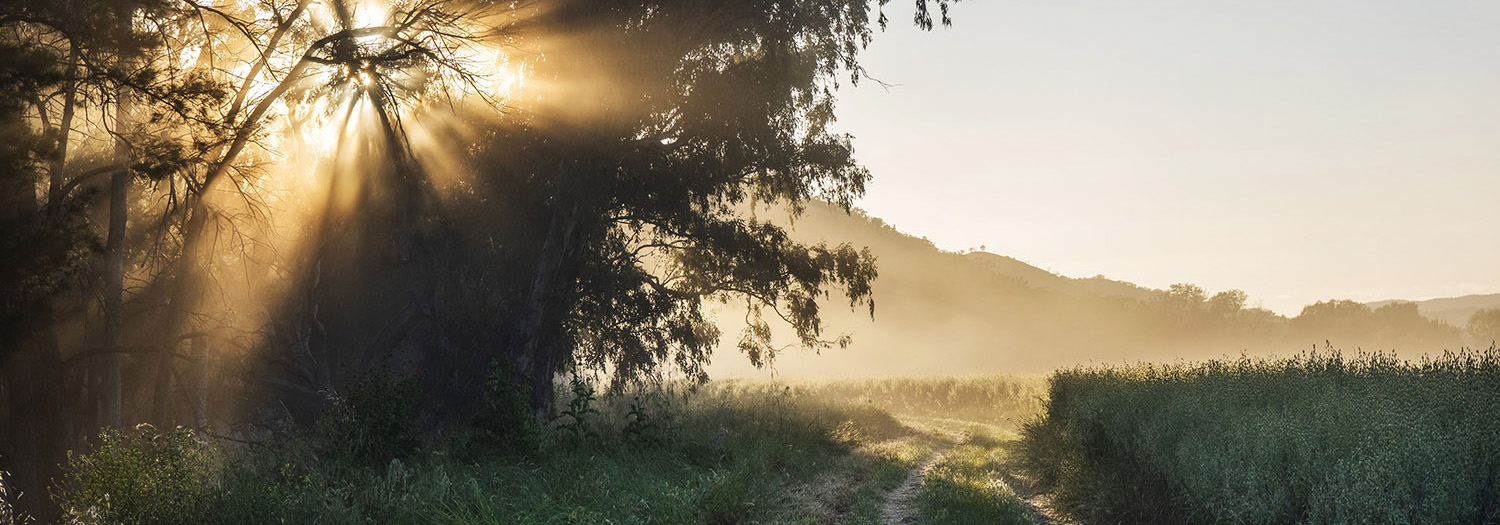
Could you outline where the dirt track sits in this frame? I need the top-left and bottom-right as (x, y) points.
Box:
(879, 439), (956, 524)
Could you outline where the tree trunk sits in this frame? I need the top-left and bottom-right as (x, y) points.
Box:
(0, 117), (67, 522)
(190, 336), (209, 430)
(515, 193), (583, 418)
(46, 44), (78, 218)
(101, 88), (132, 429)
(2, 319), (65, 522)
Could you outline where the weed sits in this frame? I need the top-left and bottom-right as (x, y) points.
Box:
(554, 376), (600, 442)
(0, 469), (31, 525)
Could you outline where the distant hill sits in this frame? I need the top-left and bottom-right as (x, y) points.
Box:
(707, 202), (1474, 378)
(963, 252), (1159, 302)
(1367, 294), (1500, 327)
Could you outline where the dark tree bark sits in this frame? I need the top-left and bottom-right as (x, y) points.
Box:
(515, 186), (585, 418)
(101, 90), (130, 429)
(0, 174), (67, 522)
(45, 44), (77, 219)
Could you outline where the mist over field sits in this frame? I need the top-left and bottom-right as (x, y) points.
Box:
(710, 202), (1497, 378)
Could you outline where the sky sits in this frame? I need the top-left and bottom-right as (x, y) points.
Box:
(831, 0), (1500, 315)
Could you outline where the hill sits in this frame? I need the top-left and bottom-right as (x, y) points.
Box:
(708, 202), (1471, 378)
(963, 252), (1158, 302)
(1367, 293), (1500, 327)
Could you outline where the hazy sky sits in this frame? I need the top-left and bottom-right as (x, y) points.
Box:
(833, 0), (1500, 315)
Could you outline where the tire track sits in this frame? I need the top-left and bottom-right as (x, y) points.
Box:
(879, 432), (963, 524)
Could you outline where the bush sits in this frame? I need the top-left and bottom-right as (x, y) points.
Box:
(317, 370), (422, 468)
(54, 425), (215, 525)
(470, 359), (539, 452)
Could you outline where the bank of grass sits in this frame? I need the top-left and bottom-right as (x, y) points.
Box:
(914, 425), (1034, 525)
(1020, 347), (1500, 524)
(54, 380), (957, 524)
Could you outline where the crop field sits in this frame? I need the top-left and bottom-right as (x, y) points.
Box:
(1019, 347), (1500, 524)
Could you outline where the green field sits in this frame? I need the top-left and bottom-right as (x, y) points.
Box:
(1019, 348), (1500, 524)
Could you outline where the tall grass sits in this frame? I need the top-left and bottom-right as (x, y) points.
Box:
(54, 380), (923, 524)
(1020, 347), (1500, 524)
(732, 374), (1045, 426)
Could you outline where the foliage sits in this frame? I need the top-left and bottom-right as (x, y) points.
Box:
(1291, 300), (1461, 350)
(200, 381), (923, 524)
(470, 359), (541, 451)
(1470, 308), (1500, 346)
(1020, 349), (1500, 524)
(316, 370), (422, 468)
(43, 376), (1049, 524)
(53, 425), (215, 525)
(622, 397), (664, 446)
(552, 376), (601, 442)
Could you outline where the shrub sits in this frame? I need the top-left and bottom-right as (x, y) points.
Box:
(53, 425), (215, 525)
(470, 359), (540, 453)
(317, 369), (422, 468)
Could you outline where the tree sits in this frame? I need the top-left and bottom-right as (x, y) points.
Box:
(1208, 289), (1247, 315)
(1, 3), (961, 508)
(268, 0), (953, 418)
(451, 0), (974, 414)
(1469, 308), (1500, 347)
(0, 32), (99, 519)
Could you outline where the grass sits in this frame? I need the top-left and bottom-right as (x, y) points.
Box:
(913, 425), (1035, 525)
(55, 377), (1050, 524)
(1019, 347), (1500, 524)
(766, 374), (1047, 427)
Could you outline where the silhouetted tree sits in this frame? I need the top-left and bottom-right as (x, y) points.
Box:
(1467, 308), (1500, 347)
(447, 0), (972, 415)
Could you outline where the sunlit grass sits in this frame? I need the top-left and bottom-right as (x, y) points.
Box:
(914, 426), (1034, 525)
(718, 374), (1047, 428)
(59, 377), (1025, 524)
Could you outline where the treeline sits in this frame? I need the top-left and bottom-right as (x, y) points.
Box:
(0, 0), (965, 518)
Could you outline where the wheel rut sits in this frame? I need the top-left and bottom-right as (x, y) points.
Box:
(878, 432), (961, 525)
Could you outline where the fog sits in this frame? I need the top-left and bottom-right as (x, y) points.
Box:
(709, 202), (1489, 378)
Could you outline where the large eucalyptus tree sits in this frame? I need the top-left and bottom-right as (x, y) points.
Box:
(457, 0), (959, 413)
